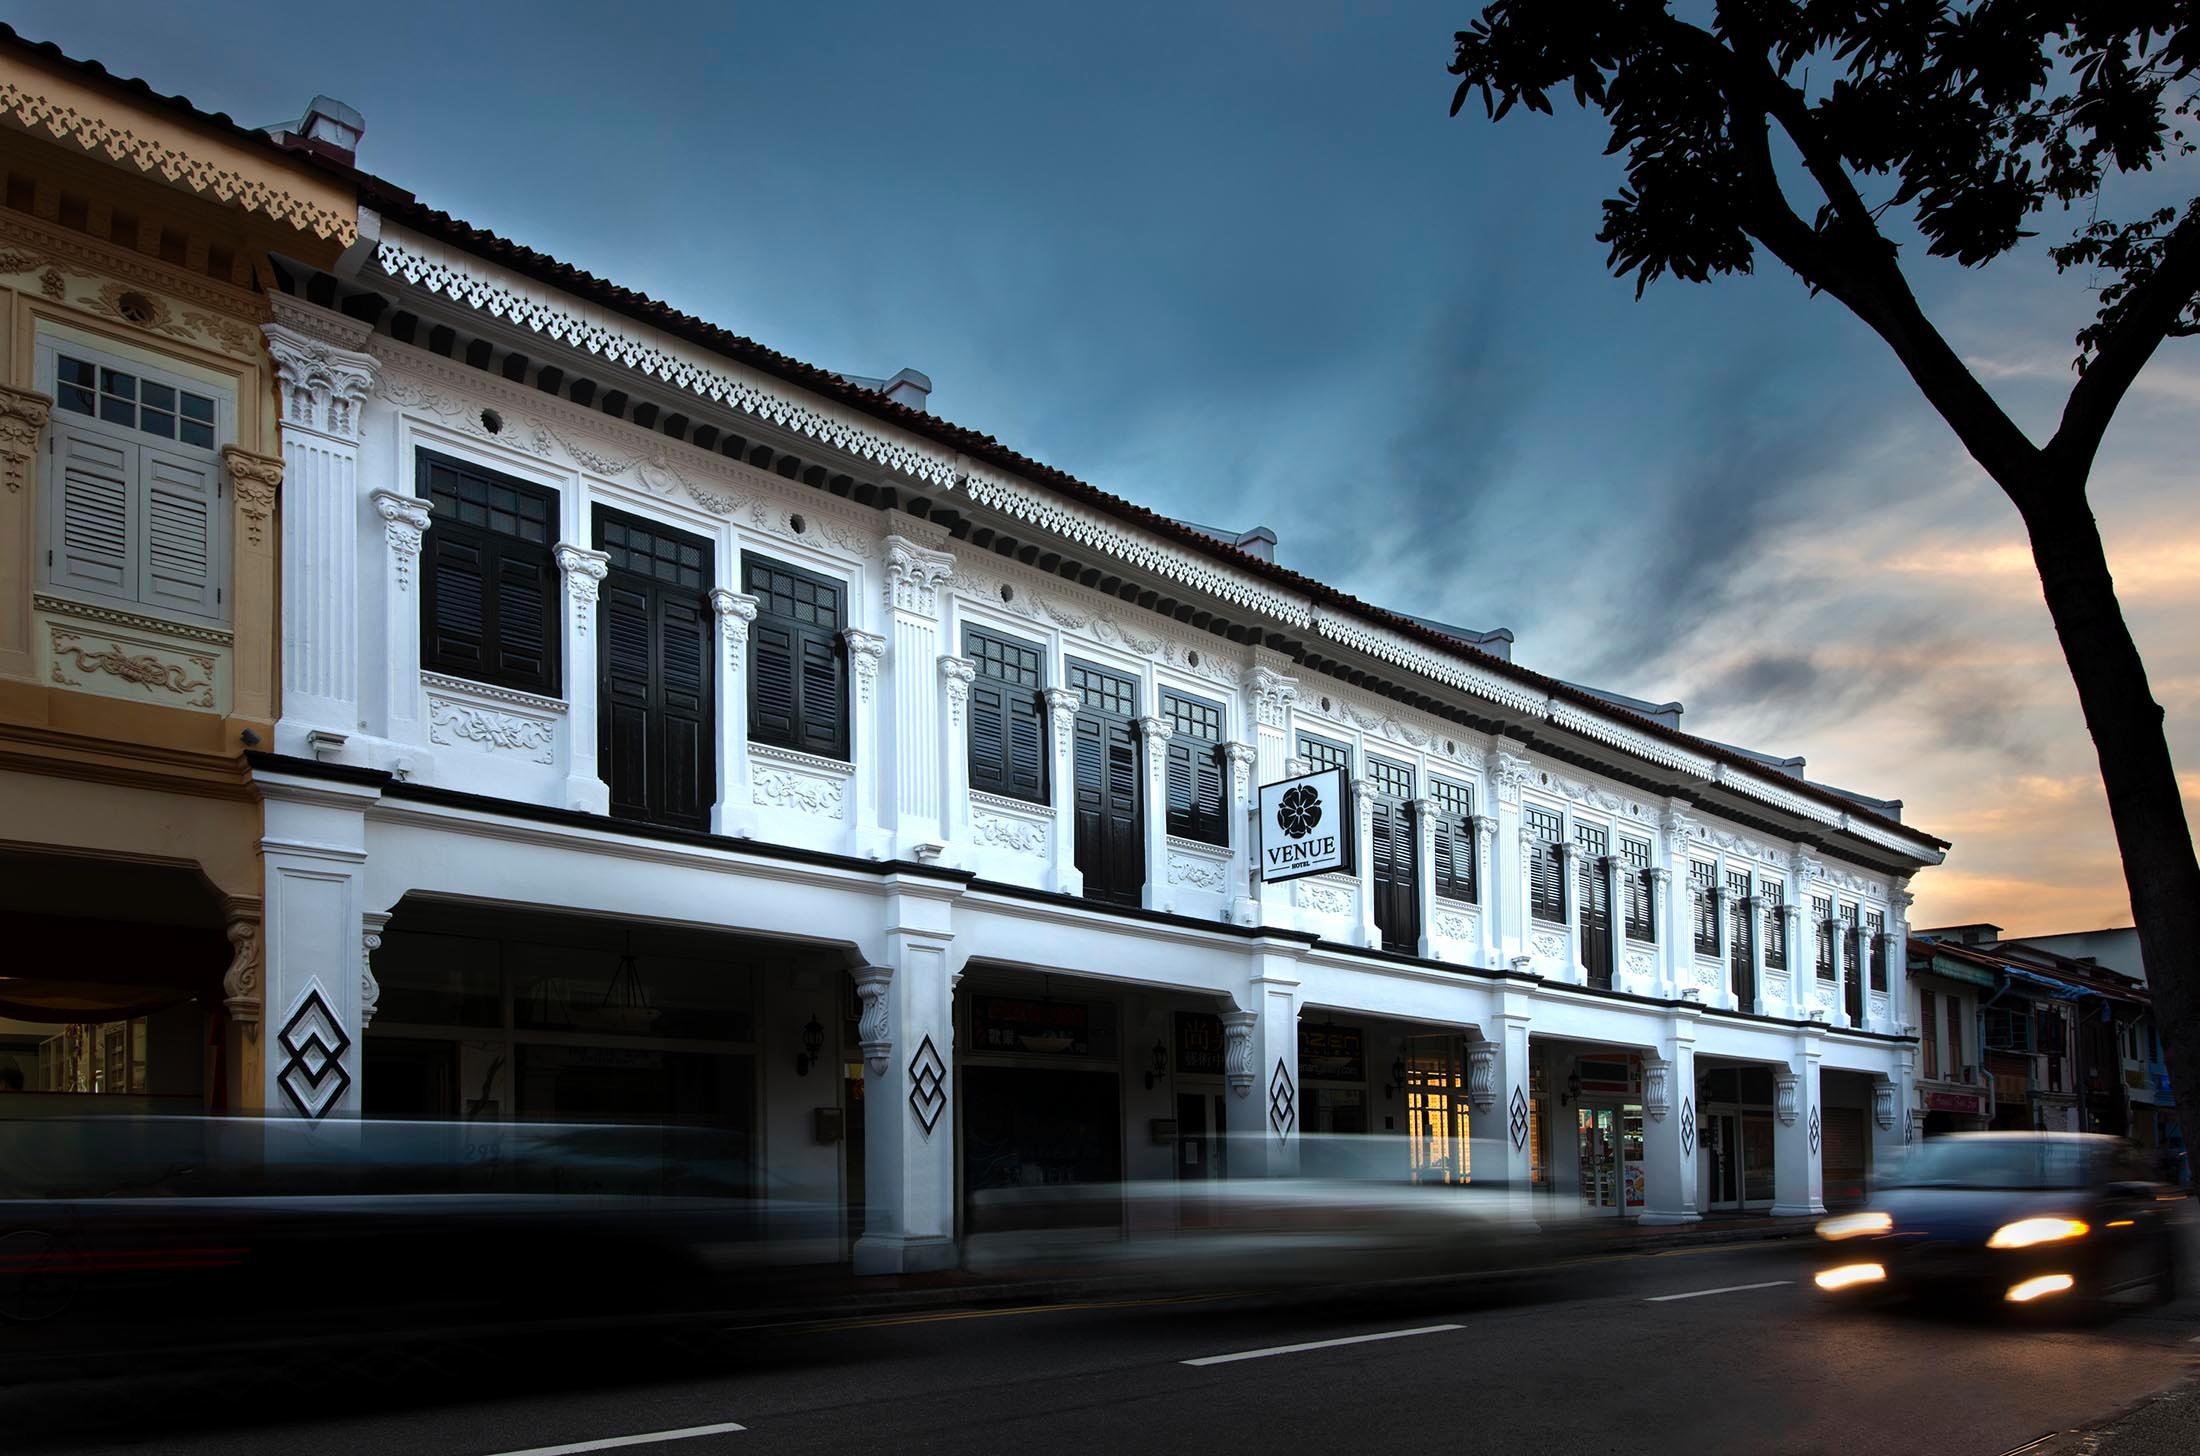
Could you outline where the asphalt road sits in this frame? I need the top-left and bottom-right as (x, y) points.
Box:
(8, 1234), (2198, 1456)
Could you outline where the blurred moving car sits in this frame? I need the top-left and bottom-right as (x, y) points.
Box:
(0, 1114), (835, 1375)
(965, 1132), (1583, 1288)
(1811, 1132), (2179, 1312)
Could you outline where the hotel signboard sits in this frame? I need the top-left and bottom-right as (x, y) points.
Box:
(1257, 769), (1353, 883)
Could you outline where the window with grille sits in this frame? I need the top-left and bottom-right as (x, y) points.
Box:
(1690, 861), (1719, 957)
(419, 450), (559, 695)
(1431, 778), (1477, 902)
(1161, 690), (1227, 846)
(1297, 732), (1351, 777)
(41, 340), (231, 627)
(1526, 804), (1566, 924)
(1760, 879), (1787, 969)
(1726, 867), (1753, 966)
(1813, 894), (1835, 980)
(1068, 660), (1138, 716)
(1866, 908), (1888, 991)
(743, 554), (847, 760)
(967, 627), (1047, 804)
(1621, 836), (1654, 941)
(598, 507), (715, 829)
(1068, 659), (1143, 904)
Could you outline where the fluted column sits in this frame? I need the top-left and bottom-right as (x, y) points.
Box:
(882, 535), (954, 856)
(1472, 812), (1499, 967)
(1491, 750), (1531, 965)
(0, 385), (52, 680)
(1647, 866), (1673, 995)
(369, 489), (431, 746)
(554, 543), (609, 813)
(1783, 901), (1805, 1015)
(709, 588), (759, 836)
(1138, 714), (1174, 911)
(264, 296), (379, 756)
(1352, 777), (1380, 948)
(937, 655), (975, 853)
(1250, 664), (1299, 930)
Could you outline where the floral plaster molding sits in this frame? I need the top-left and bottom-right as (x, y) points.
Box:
(1, 386), (54, 495)
(751, 743), (851, 819)
(48, 624), (216, 709)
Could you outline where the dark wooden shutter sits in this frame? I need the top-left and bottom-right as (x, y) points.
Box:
(425, 531), (488, 677)
(796, 633), (845, 758)
(968, 677), (1008, 795)
(600, 578), (653, 822)
(656, 590), (712, 828)
(1165, 739), (1194, 838)
(1194, 747), (1225, 844)
(1005, 688), (1045, 802)
(1370, 797), (1417, 951)
(493, 549), (553, 688)
(1580, 850), (1613, 988)
(750, 620), (799, 746)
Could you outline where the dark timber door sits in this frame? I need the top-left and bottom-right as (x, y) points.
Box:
(1367, 757), (1418, 953)
(1068, 661), (1143, 906)
(596, 508), (714, 830)
(1843, 907), (1866, 1025)
(1576, 823), (1613, 989)
(1727, 867), (1756, 1013)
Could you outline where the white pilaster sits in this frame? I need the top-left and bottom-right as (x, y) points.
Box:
(369, 489), (432, 747)
(937, 655), (975, 856)
(1467, 997), (1537, 1225)
(1412, 797), (1438, 957)
(1647, 866), (1674, 995)
(1491, 749), (1530, 964)
(1044, 686), (1082, 895)
(882, 535), (954, 856)
(1639, 1013), (1702, 1224)
(554, 543), (609, 814)
(1249, 665), (1299, 929)
(1223, 741), (1259, 925)
(844, 626), (887, 856)
(1771, 1033), (1828, 1216)
(1352, 777), (1380, 948)
(265, 296), (378, 755)
(1230, 944), (1304, 1177)
(851, 879), (961, 1275)
(1561, 839), (1587, 983)
(709, 588), (759, 837)
(1472, 812), (1499, 967)
(1137, 714), (1173, 911)
(256, 772), (377, 1121)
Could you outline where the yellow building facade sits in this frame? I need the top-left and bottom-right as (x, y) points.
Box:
(0, 38), (356, 1111)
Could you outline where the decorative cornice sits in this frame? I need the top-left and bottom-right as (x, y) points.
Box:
(749, 741), (856, 778)
(34, 591), (234, 646)
(0, 78), (354, 243)
(970, 789), (1055, 819)
(419, 670), (568, 716)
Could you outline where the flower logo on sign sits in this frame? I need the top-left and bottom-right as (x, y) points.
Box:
(1278, 783), (1323, 839)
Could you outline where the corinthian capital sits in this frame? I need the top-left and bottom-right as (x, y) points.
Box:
(883, 534), (955, 616)
(263, 296), (379, 443)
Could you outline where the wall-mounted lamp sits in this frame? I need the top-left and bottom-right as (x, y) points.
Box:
(1560, 1070), (1583, 1107)
(1384, 1052), (1407, 1101)
(1144, 1038), (1169, 1090)
(795, 1014), (825, 1077)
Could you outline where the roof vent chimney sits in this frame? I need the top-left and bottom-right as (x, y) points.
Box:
(265, 96), (365, 166)
(881, 368), (932, 413)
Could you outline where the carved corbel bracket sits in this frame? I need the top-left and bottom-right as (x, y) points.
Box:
(0, 384), (53, 496)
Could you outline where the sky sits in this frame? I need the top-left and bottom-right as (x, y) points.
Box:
(19, 1), (2195, 935)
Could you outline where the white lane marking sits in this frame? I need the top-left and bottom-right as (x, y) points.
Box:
(1644, 1280), (1792, 1303)
(1182, 1324), (1464, 1367)
(484, 1422), (747, 1455)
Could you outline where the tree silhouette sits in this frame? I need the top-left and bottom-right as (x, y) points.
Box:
(1447, 3), (2198, 1161)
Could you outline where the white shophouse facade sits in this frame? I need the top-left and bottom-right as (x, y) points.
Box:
(248, 215), (1945, 1271)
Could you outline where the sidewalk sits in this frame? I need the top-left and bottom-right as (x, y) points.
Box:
(2026, 1374), (2200, 1455)
(722, 1210), (1822, 1325)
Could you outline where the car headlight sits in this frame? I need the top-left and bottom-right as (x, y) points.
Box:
(1817, 1211), (1893, 1240)
(1987, 1217), (2089, 1249)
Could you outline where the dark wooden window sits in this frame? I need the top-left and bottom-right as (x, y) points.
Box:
(1726, 866), (1754, 1012)
(419, 450), (558, 695)
(1690, 860), (1719, 957)
(595, 507), (713, 830)
(1430, 778), (1476, 902)
(743, 554), (848, 760)
(1945, 987), (1962, 1070)
(967, 628), (1046, 805)
(1983, 1005), (2028, 1052)
(1297, 732), (1351, 777)
(1621, 835), (1653, 942)
(1760, 879), (1787, 970)
(1368, 756), (1418, 953)
(1576, 821), (1612, 989)
(1526, 804), (1565, 924)
(1866, 908), (1888, 991)
(1068, 660), (1143, 905)
(1921, 989), (1940, 1078)
(1813, 894), (1835, 981)
(1162, 690), (1227, 846)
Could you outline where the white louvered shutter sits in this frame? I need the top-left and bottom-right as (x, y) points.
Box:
(139, 445), (222, 620)
(48, 423), (138, 601)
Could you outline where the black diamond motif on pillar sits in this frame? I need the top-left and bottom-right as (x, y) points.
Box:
(276, 986), (352, 1121)
(1508, 1085), (1529, 1150)
(1268, 1059), (1296, 1139)
(1808, 1104), (1822, 1157)
(1680, 1098), (1696, 1158)
(908, 1034), (947, 1134)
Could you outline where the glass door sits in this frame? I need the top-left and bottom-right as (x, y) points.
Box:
(1578, 1107), (1618, 1210)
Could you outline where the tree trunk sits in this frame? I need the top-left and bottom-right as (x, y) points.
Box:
(2018, 482), (2200, 1179)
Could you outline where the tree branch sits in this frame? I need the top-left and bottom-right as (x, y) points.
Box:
(2049, 210), (2200, 485)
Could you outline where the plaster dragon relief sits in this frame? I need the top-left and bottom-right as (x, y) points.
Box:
(427, 695), (558, 765)
(973, 809), (1049, 856)
(1292, 876), (1355, 917)
(49, 628), (216, 709)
